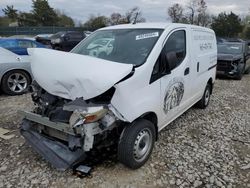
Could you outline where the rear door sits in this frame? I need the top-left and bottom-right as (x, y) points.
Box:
(159, 28), (193, 126)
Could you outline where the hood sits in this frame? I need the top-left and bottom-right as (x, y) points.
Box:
(28, 48), (133, 100)
(0, 47), (30, 63)
(217, 53), (243, 61)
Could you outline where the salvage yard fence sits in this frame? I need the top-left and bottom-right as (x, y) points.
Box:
(0, 26), (84, 36)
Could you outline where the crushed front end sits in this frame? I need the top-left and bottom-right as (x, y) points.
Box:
(19, 82), (121, 171)
(217, 58), (244, 77)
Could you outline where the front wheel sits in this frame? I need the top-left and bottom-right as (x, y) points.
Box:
(196, 83), (211, 109)
(235, 63), (245, 80)
(118, 119), (156, 169)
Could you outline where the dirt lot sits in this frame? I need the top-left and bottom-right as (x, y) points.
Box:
(0, 75), (250, 188)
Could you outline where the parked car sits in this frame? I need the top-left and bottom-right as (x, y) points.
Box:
(0, 38), (46, 55)
(217, 42), (250, 80)
(20, 23), (217, 171)
(87, 38), (114, 57)
(35, 34), (53, 48)
(0, 47), (32, 95)
(50, 31), (86, 51)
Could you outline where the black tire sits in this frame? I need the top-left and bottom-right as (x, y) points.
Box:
(1, 70), (31, 95)
(235, 72), (243, 80)
(118, 119), (156, 169)
(245, 66), (250, 74)
(235, 62), (245, 80)
(196, 83), (211, 109)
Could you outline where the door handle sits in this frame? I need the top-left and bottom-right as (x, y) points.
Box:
(197, 62), (200, 72)
(184, 67), (190, 75)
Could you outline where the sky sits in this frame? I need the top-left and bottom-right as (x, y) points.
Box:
(0, 0), (249, 24)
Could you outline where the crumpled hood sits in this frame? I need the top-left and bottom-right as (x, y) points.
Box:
(28, 48), (133, 100)
(217, 53), (243, 61)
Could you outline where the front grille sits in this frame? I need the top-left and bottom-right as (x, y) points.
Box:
(217, 60), (232, 72)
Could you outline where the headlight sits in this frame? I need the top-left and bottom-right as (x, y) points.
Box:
(84, 109), (108, 123)
(69, 108), (108, 127)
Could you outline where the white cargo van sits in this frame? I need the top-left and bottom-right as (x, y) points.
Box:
(20, 23), (217, 171)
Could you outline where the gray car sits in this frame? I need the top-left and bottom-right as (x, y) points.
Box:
(217, 42), (250, 80)
(0, 47), (32, 95)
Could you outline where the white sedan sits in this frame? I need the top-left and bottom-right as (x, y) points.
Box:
(0, 47), (32, 95)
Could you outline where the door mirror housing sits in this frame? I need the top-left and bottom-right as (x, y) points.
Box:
(166, 51), (178, 70)
(159, 51), (178, 75)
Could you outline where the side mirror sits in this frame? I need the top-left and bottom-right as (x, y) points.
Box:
(166, 51), (178, 70)
(159, 51), (178, 75)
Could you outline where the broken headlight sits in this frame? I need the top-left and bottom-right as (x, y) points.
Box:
(69, 107), (108, 128)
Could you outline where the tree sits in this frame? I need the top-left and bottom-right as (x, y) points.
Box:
(196, 0), (210, 26)
(0, 17), (11, 26)
(18, 12), (36, 26)
(31, 0), (58, 26)
(211, 12), (243, 37)
(241, 15), (250, 39)
(244, 27), (250, 39)
(2, 5), (18, 21)
(55, 10), (74, 27)
(83, 15), (108, 31)
(168, 3), (185, 23)
(124, 7), (146, 23)
(167, 0), (210, 26)
(186, 0), (196, 24)
(109, 13), (123, 25)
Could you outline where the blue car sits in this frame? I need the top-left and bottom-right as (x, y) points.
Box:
(0, 38), (46, 55)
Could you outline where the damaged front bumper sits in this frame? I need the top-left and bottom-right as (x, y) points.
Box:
(19, 110), (115, 171)
(216, 60), (244, 77)
(20, 119), (86, 171)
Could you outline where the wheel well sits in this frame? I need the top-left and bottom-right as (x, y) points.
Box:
(207, 78), (213, 94)
(1, 69), (32, 85)
(140, 112), (158, 141)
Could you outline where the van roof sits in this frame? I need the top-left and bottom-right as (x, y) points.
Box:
(100, 22), (213, 32)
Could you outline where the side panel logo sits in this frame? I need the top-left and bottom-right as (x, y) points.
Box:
(164, 77), (184, 114)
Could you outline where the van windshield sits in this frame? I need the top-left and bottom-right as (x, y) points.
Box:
(71, 29), (163, 66)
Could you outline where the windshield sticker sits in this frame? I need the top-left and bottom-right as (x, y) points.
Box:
(136, 32), (159, 40)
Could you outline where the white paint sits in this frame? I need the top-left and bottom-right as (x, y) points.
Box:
(0, 47), (29, 63)
(28, 23), (217, 132)
(28, 48), (133, 100)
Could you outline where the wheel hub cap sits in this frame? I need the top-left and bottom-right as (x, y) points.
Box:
(133, 128), (152, 162)
(205, 89), (210, 105)
(7, 73), (27, 93)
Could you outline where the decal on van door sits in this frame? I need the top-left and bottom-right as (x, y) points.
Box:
(163, 77), (184, 114)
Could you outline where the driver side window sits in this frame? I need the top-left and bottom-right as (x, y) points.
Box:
(162, 30), (186, 70)
(150, 30), (186, 83)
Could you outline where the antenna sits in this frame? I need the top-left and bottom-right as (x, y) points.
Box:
(132, 12), (139, 24)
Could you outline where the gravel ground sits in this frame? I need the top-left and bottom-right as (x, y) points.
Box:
(0, 75), (250, 188)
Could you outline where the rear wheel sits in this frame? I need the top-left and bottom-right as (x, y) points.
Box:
(196, 83), (211, 109)
(1, 70), (31, 95)
(118, 119), (156, 169)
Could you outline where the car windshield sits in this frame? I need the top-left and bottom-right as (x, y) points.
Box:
(71, 29), (163, 65)
(218, 43), (243, 54)
(50, 32), (66, 39)
(0, 40), (17, 48)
